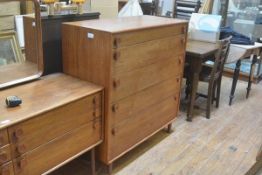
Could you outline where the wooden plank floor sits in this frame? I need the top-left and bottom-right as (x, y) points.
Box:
(51, 77), (262, 175)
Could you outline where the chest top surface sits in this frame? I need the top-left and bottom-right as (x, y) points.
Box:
(63, 15), (188, 33)
(0, 73), (103, 129)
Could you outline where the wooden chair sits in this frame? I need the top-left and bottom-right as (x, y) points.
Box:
(173, 0), (201, 20)
(185, 37), (232, 119)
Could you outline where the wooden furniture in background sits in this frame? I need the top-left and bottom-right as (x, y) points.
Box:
(186, 37), (231, 119)
(185, 40), (219, 121)
(23, 13), (100, 75)
(0, 73), (103, 175)
(62, 15), (188, 172)
(173, 0), (201, 20)
(227, 43), (262, 105)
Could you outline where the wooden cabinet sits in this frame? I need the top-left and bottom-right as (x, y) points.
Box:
(0, 73), (103, 175)
(62, 15), (188, 165)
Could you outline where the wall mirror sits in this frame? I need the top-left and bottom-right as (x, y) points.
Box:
(0, 0), (43, 89)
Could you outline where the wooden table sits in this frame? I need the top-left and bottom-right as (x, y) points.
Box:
(227, 42), (262, 105)
(186, 40), (219, 121)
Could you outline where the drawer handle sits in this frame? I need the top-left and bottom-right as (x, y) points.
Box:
(113, 79), (120, 89)
(181, 26), (187, 34)
(112, 104), (119, 112)
(176, 77), (180, 83)
(178, 58), (182, 65)
(113, 52), (120, 61)
(16, 144), (26, 154)
(111, 128), (116, 136)
(0, 152), (7, 162)
(174, 95), (178, 101)
(92, 97), (97, 105)
(114, 38), (121, 48)
(16, 158), (27, 170)
(13, 128), (24, 140)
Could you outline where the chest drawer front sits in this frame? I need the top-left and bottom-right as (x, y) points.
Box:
(110, 77), (181, 126)
(0, 145), (11, 165)
(0, 161), (14, 175)
(13, 120), (102, 175)
(112, 35), (186, 75)
(8, 92), (102, 157)
(113, 24), (187, 48)
(0, 130), (8, 148)
(111, 55), (184, 102)
(110, 95), (179, 160)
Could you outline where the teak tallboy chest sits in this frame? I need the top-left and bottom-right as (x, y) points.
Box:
(62, 15), (188, 168)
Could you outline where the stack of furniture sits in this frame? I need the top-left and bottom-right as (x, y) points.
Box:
(62, 15), (188, 172)
(0, 74), (103, 175)
(0, 2), (20, 31)
(173, 0), (201, 20)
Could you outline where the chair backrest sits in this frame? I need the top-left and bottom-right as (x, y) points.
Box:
(210, 36), (232, 81)
(173, 0), (201, 20)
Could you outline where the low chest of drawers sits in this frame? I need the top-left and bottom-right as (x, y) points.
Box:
(62, 15), (188, 170)
(0, 73), (103, 175)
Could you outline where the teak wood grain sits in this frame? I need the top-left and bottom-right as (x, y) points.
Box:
(0, 73), (104, 175)
(0, 161), (14, 175)
(13, 120), (102, 175)
(8, 93), (101, 158)
(62, 16), (188, 165)
(0, 73), (103, 129)
(110, 77), (181, 126)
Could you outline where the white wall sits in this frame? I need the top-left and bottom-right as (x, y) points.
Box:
(91, 0), (118, 18)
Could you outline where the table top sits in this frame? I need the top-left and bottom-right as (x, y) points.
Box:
(186, 40), (219, 59)
(0, 73), (103, 129)
(63, 15), (187, 34)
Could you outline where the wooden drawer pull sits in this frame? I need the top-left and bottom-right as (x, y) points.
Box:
(92, 97), (97, 105)
(16, 144), (26, 154)
(181, 26), (187, 34)
(112, 104), (119, 112)
(113, 79), (120, 89)
(113, 52), (120, 61)
(13, 128), (24, 140)
(16, 158), (27, 170)
(180, 37), (185, 44)
(111, 128), (117, 136)
(178, 58), (182, 65)
(114, 38), (121, 48)
(0, 152), (7, 162)
(174, 95), (178, 101)
(176, 78), (180, 83)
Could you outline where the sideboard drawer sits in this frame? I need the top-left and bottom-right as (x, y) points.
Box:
(0, 161), (14, 175)
(112, 35), (186, 75)
(0, 130), (8, 148)
(113, 24), (187, 48)
(111, 55), (184, 102)
(13, 119), (102, 175)
(110, 77), (181, 126)
(0, 145), (11, 165)
(110, 95), (179, 159)
(8, 92), (102, 157)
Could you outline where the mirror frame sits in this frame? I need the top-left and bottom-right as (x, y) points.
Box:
(0, 0), (43, 89)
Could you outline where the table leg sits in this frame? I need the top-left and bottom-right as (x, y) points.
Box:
(229, 59), (241, 106)
(187, 58), (202, 122)
(246, 55), (258, 98)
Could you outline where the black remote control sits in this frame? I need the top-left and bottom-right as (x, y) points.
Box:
(5, 96), (22, 107)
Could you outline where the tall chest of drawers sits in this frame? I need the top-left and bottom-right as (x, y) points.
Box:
(62, 15), (188, 166)
(0, 73), (103, 175)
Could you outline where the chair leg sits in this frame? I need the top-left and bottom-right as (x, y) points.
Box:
(212, 81), (217, 104)
(206, 81), (214, 119)
(185, 77), (191, 100)
(216, 76), (222, 108)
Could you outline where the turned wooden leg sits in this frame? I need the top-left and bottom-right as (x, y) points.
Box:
(229, 59), (241, 106)
(91, 148), (96, 175)
(108, 163), (113, 175)
(167, 123), (173, 133)
(206, 81), (214, 119)
(246, 55), (258, 99)
(216, 76), (222, 108)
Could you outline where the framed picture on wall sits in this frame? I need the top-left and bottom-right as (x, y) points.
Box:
(0, 31), (24, 65)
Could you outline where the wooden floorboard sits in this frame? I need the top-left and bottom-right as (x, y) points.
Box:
(50, 77), (262, 175)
